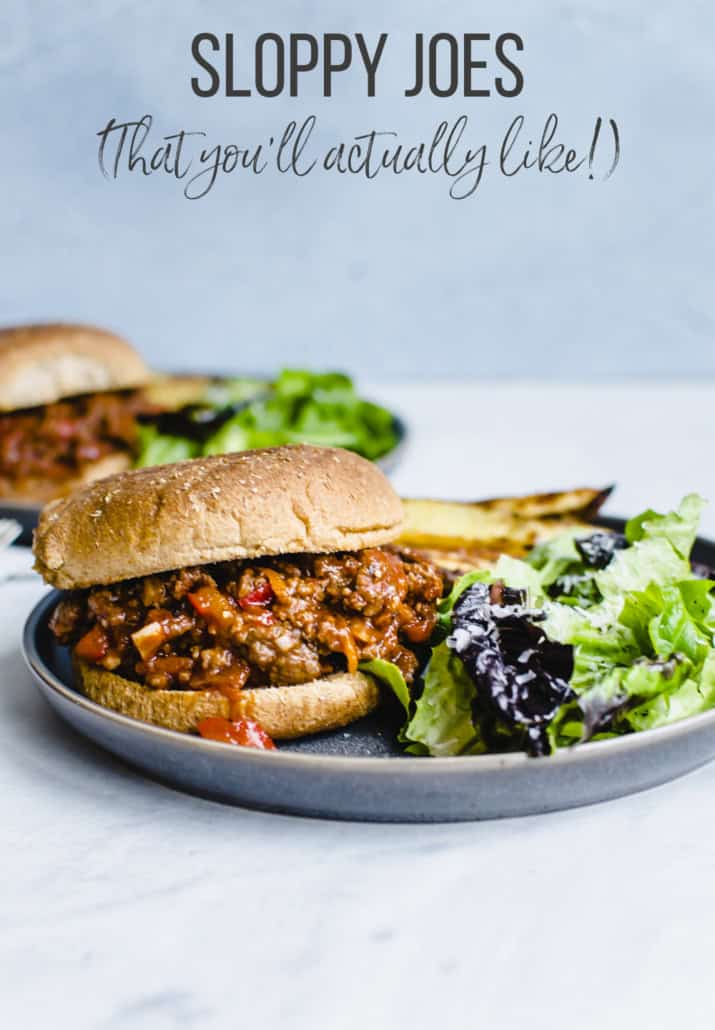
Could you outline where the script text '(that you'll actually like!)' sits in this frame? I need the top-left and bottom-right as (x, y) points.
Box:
(96, 113), (620, 201)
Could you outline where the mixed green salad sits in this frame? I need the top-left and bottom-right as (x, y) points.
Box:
(136, 369), (399, 467)
(366, 495), (715, 757)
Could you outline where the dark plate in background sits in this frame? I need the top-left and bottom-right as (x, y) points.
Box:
(0, 498), (40, 548)
(21, 520), (715, 822)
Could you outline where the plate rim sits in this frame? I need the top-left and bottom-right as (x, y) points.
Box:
(22, 563), (715, 777)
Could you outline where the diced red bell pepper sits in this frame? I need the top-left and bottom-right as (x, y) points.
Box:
(187, 586), (237, 628)
(75, 624), (110, 663)
(238, 581), (274, 609)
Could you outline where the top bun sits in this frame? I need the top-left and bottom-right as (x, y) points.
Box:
(0, 323), (151, 411)
(33, 445), (404, 589)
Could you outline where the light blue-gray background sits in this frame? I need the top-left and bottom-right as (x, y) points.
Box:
(0, 1), (712, 380)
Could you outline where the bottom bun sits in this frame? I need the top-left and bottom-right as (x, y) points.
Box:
(75, 660), (381, 739)
(1, 453), (130, 506)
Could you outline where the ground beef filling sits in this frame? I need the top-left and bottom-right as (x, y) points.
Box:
(0, 390), (154, 487)
(50, 549), (444, 691)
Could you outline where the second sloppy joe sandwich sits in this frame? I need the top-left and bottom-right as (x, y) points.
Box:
(0, 323), (154, 504)
(34, 445), (443, 748)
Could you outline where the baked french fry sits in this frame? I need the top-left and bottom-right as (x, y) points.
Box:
(473, 486), (612, 520)
(140, 374), (213, 410)
(397, 490), (610, 573)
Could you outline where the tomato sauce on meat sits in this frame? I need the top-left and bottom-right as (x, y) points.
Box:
(50, 549), (443, 691)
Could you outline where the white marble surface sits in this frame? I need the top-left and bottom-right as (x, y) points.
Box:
(3, 383), (715, 1029)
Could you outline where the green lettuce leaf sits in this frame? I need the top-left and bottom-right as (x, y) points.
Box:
(543, 495), (714, 746)
(402, 643), (484, 756)
(437, 569), (490, 628)
(647, 586), (712, 666)
(676, 578), (715, 623)
(135, 369), (400, 467)
(200, 369), (398, 460)
(596, 495), (703, 598)
(548, 656), (694, 747)
(134, 424), (199, 467)
(595, 537), (690, 599)
(492, 553), (546, 600)
(625, 493), (705, 557)
(623, 652), (715, 731)
(527, 530), (584, 587)
(359, 659), (410, 717)
(548, 667), (630, 747)
(437, 554), (545, 631)
(546, 575), (715, 739)
(202, 377), (266, 407)
(459, 495), (713, 751)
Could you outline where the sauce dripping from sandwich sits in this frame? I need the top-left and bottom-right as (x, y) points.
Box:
(213, 684), (247, 721)
(196, 716), (276, 750)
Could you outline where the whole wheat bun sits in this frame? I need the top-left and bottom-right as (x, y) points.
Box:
(34, 445), (404, 589)
(1, 453), (131, 506)
(0, 323), (151, 411)
(76, 660), (380, 739)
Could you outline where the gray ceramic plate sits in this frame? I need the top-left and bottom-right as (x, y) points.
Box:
(21, 521), (715, 822)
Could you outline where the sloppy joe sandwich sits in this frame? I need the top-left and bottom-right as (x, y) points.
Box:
(34, 445), (443, 748)
(0, 323), (153, 503)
